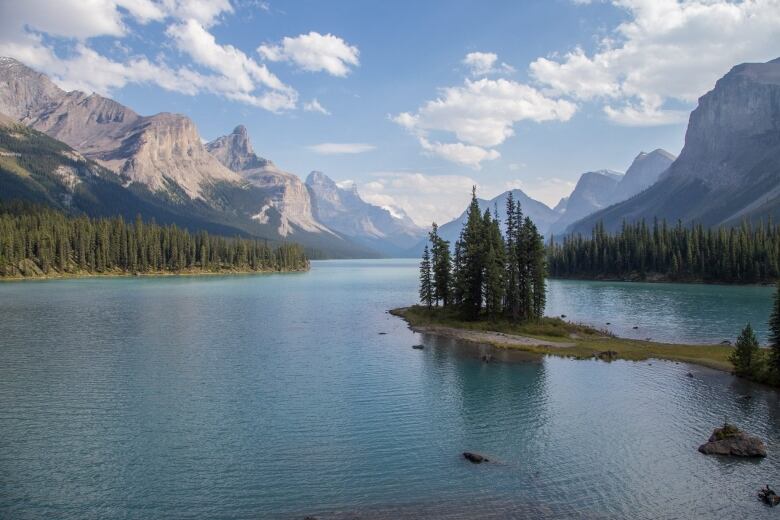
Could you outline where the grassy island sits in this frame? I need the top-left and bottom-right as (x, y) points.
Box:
(391, 305), (742, 373)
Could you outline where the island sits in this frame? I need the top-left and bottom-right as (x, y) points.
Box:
(405, 188), (780, 388)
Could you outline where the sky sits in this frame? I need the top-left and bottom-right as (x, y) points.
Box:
(1, 0), (779, 226)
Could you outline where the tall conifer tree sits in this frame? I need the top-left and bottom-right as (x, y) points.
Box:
(419, 245), (433, 309)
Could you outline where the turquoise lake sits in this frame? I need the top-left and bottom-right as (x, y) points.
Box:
(0, 259), (778, 519)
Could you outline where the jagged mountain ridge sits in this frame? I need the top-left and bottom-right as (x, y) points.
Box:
(0, 57), (240, 199)
(306, 171), (426, 256)
(206, 125), (331, 237)
(0, 115), (266, 237)
(0, 57), (377, 258)
(567, 57), (780, 235)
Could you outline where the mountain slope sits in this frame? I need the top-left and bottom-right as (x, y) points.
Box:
(549, 170), (623, 234)
(0, 57), (373, 258)
(568, 57), (780, 235)
(306, 171), (426, 256)
(0, 57), (240, 199)
(0, 115), (265, 237)
(206, 125), (332, 237)
(608, 149), (675, 205)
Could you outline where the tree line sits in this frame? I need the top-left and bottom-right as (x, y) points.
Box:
(548, 219), (780, 283)
(0, 201), (308, 277)
(730, 283), (780, 386)
(419, 188), (546, 321)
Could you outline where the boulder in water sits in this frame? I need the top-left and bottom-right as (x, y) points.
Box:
(698, 423), (767, 458)
(463, 452), (488, 464)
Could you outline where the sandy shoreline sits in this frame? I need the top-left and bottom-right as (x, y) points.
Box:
(389, 306), (747, 375)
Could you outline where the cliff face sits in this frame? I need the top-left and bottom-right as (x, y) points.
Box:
(0, 57), (64, 120)
(206, 126), (330, 236)
(675, 58), (780, 188)
(0, 57), (241, 200)
(205, 125), (270, 172)
(566, 57), (780, 234)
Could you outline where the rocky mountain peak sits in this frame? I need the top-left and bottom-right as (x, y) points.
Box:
(0, 57), (66, 121)
(607, 148), (675, 205)
(306, 170), (337, 188)
(205, 124), (270, 172)
(675, 57), (780, 188)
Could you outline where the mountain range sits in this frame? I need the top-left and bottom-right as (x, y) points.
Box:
(568, 57), (780, 235)
(0, 57), (424, 258)
(2, 55), (780, 255)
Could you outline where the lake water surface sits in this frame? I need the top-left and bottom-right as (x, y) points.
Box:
(1, 259), (778, 519)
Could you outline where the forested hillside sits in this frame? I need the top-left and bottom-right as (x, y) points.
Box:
(0, 202), (308, 278)
(548, 220), (780, 284)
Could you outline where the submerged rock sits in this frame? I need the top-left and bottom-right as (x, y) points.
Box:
(463, 452), (488, 464)
(698, 423), (767, 458)
(758, 485), (780, 507)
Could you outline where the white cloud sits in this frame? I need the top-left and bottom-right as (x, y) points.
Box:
(162, 0), (234, 27)
(307, 143), (375, 154)
(418, 136), (499, 170)
(0, 0), (303, 112)
(530, 0), (780, 126)
(462, 52), (514, 76)
(167, 18), (296, 111)
(258, 31), (359, 76)
(393, 77), (576, 168)
(303, 98), (330, 115)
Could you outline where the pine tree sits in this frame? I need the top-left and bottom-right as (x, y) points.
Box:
(730, 323), (760, 376)
(483, 209), (505, 319)
(419, 245), (433, 309)
(527, 219), (546, 320)
(504, 192), (520, 320)
(460, 187), (486, 319)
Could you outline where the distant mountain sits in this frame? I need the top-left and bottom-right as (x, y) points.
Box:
(607, 149), (675, 205)
(0, 57), (373, 258)
(549, 170), (623, 234)
(306, 171), (426, 256)
(553, 196), (569, 214)
(413, 189), (558, 253)
(567, 57), (780, 234)
(206, 125), (332, 237)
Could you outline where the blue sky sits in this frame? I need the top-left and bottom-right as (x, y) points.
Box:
(1, 0), (779, 225)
